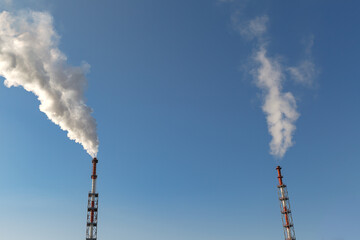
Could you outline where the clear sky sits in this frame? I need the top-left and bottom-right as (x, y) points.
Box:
(0, 0), (359, 240)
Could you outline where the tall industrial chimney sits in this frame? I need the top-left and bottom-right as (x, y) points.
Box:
(276, 166), (296, 240)
(86, 158), (99, 240)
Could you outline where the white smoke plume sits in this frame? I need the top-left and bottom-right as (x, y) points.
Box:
(253, 47), (299, 158)
(0, 10), (99, 157)
(240, 15), (300, 158)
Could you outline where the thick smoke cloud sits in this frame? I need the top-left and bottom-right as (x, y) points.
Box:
(0, 11), (99, 157)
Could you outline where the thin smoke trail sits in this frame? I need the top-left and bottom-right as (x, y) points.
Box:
(0, 10), (98, 157)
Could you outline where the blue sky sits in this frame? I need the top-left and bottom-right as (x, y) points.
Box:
(0, 0), (359, 239)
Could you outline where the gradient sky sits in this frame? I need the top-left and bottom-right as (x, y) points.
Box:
(0, 1), (359, 240)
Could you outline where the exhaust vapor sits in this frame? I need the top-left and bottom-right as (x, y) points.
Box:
(238, 16), (308, 158)
(0, 11), (98, 157)
(253, 46), (299, 158)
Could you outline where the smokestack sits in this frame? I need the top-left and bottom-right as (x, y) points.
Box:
(276, 166), (296, 240)
(86, 158), (99, 240)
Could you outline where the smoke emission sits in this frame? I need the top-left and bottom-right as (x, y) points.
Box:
(238, 16), (302, 158)
(253, 47), (299, 158)
(0, 11), (99, 157)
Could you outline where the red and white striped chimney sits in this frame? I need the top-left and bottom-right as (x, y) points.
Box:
(86, 158), (99, 240)
(276, 166), (296, 240)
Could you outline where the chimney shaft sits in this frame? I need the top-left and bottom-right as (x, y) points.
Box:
(276, 166), (296, 240)
(86, 158), (99, 240)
